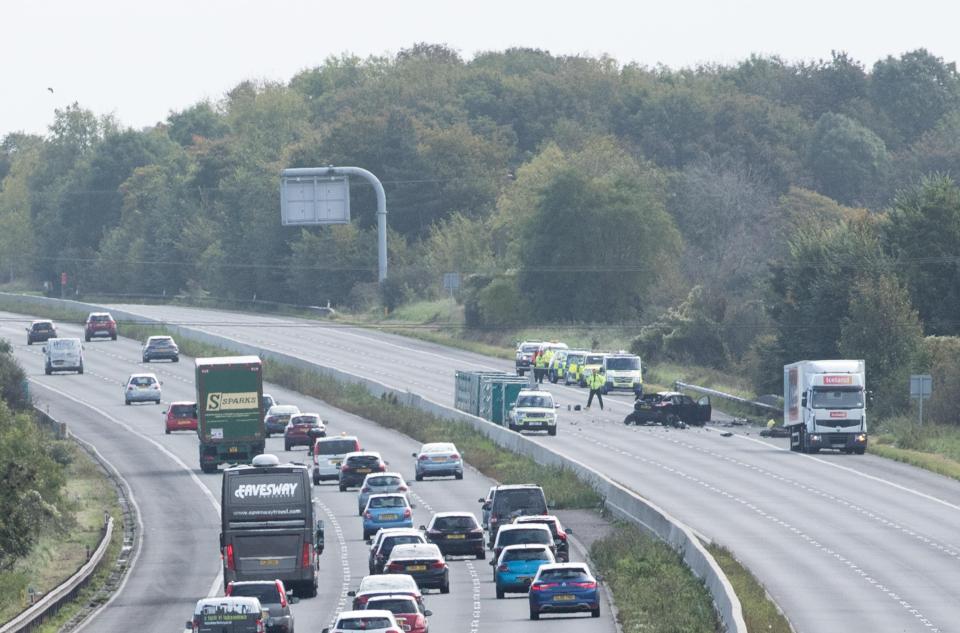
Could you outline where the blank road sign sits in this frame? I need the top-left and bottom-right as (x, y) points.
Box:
(281, 175), (350, 225)
(910, 374), (932, 399)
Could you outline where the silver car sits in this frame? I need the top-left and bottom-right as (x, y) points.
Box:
(358, 472), (409, 515)
(124, 373), (161, 405)
(412, 442), (463, 481)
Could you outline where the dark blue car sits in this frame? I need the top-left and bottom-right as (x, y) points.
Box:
(528, 562), (600, 620)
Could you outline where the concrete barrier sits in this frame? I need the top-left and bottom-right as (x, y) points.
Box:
(0, 293), (747, 632)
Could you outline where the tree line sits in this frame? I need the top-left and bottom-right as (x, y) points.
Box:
(2, 44), (960, 420)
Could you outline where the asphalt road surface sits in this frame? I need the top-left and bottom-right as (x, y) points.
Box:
(0, 313), (616, 633)
(90, 302), (960, 633)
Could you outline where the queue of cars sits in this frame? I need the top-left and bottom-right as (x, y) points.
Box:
(22, 314), (605, 628)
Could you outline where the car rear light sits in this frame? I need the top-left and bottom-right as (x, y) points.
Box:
(256, 618), (265, 633)
(378, 464), (386, 471)
(362, 486), (370, 492)
(277, 580), (287, 607)
(450, 454), (460, 460)
(388, 562), (404, 572)
(224, 583), (234, 596)
(403, 508), (411, 518)
(470, 528), (483, 534)
(398, 486), (408, 491)
(365, 511), (373, 520)
(427, 529), (441, 536)
(302, 543), (312, 567)
(490, 516), (498, 524)
(418, 455), (430, 461)
(531, 582), (558, 591)
(498, 564), (508, 572)
(429, 561), (445, 569)
(571, 581), (597, 589)
(225, 544), (235, 570)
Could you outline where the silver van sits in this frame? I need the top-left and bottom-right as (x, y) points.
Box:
(43, 338), (83, 375)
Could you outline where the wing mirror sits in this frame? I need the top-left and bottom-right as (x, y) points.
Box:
(424, 610), (433, 617)
(411, 452), (418, 458)
(565, 527), (574, 534)
(346, 590), (356, 597)
(419, 525), (427, 530)
(489, 559), (496, 566)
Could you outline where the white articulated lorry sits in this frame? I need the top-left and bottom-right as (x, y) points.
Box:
(784, 360), (867, 454)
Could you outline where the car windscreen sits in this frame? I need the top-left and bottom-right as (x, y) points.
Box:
(368, 476), (402, 487)
(171, 404), (196, 418)
(317, 440), (357, 455)
(370, 496), (406, 508)
(382, 535), (423, 553)
(337, 617), (393, 630)
(49, 339), (77, 350)
(90, 315), (111, 322)
(493, 490), (547, 515)
(538, 568), (590, 582)
(33, 323), (53, 330)
(585, 355), (604, 364)
(499, 529), (551, 547)
(149, 337), (173, 345)
(130, 377), (155, 386)
(607, 357), (640, 370)
(348, 455), (382, 467)
(434, 515), (478, 530)
(517, 519), (558, 536)
(811, 387), (863, 409)
(504, 548), (550, 561)
(368, 598), (417, 614)
(521, 344), (539, 353)
(517, 395), (552, 408)
(566, 354), (585, 363)
(229, 584), (279, 604)
(290, 415), (319, 426)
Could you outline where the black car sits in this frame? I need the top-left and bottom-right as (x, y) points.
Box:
(624, 391), (712, 427)
(142, 335), (179, 362)
(422, 512), (485, 559)
(339, 451), (387, 491)
(487, 484), (548, 547)
(369, 529), (427, 574)
(385, 543), (450, 593)
(26, 320), (57, 345)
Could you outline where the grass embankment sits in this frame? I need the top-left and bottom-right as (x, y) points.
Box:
(0, 440), (123, 628)
(869, 418), (960, 481)
(708, 546), (793, 633)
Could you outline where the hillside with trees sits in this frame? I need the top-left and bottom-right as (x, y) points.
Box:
(2, 44), (960, 420)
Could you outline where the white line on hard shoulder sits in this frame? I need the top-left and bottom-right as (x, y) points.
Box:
(316, 499), (349, 629)
(579, 432), (942, 631)
(730, 431), (960, 513)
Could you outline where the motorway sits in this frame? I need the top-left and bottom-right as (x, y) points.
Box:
(88, 302), (960, 633)
(0, 312), (616, 633)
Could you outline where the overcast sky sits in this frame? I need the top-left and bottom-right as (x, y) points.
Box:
(4, 0), (959, 138)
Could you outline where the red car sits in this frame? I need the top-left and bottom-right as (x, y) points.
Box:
(365, 594), (431, 633)
(84, 312), (117, 341)
(164, 402), (198, 434)
(284, 413), (326, 451)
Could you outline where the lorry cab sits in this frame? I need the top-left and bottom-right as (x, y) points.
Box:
(43, 338), (83, 375)
(785, 360), (867, 454)
(602, 352), (642, 396)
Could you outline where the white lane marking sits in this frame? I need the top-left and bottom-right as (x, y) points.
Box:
(651, 431), (960, 559)
(731, 431), (960, 513)
(317, 499), (349, 629)
(467, 560), (480, 633)
(578, 431), (941, 631)
(67, 434), (145, 633)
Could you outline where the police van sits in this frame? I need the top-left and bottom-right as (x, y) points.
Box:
(602, 352), (642, 395)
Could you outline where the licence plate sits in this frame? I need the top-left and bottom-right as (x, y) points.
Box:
(259, 559), (279, 567)
(431, 456), (448, 462)
(380, 513), (399, 521)
(228, 447), (238, 453)
(407, 564), (426, 571)
(518, 576), (531, 583)
(447, 534), (466, 539)
(553, 594), (576, 601)
(331, 459), (342, 466)
(357, 468), (371, 473)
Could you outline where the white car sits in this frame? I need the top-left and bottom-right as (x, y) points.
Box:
(509, 390), (558, 435)
(312, 435), (361, 485)
(322, 610), (401, 633)
(124, 372), (161, 405)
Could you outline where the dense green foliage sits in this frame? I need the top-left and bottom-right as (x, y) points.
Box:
(4, 45), (960, 420)
(0, 342), (68, 571)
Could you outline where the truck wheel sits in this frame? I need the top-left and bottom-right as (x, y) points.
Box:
(854, 447), (865, 455)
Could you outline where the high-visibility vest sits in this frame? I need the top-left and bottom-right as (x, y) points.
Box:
(588, 372), (604, 390)
(535, 354), (547, 368)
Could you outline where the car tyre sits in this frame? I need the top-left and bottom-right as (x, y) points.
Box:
(85, 335), (91, 342)
(496, 585), (504, 599)
(415, 473), (423, 482)
(125, 399), (131, 406)
(111, 334), (117, 341)
(26, 339), (32, 346)
(440, 576), (450, 594)
(339, 483), (347, 492)
(476, 549), (485, 560)
(665, 414), (680, 428)
(455, 471), (463, 480)
(529, 607), (539, 621)
(547, 427), (557, 436)
(173, 356), (179, 363)
(284, 441), (292, 451)
(165, 427), (171, 435)
(77, 364), (84, 375)
(155, 399), (161, 405)
(592, 607), (601, 618)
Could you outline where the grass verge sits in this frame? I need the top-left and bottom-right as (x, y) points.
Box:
(708, 545), (793, 633)
(0, 439), (123, 628)
(592, 522), (720, 632)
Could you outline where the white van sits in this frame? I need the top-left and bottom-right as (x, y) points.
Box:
(43, 338), (84, 375)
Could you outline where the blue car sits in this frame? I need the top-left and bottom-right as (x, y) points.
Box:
(494, 544), (555, 598)
(528, 562), (601, 620)
(363, 494), (414, 540)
